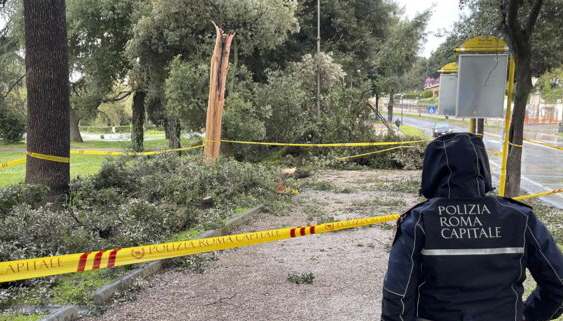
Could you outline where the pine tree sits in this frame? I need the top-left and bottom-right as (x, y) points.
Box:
(23, 0), (71, 195)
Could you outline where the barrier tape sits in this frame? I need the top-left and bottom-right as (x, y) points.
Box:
(0, 145), (204, 171)
(27, 152), (70, 164)
(219, 139), (428, 148)
(0, 188), (561, 283)
(336, 146), (417, 161)
(512, 188), (563, 201)
(525, 139), (563, 151)
(3, 138), (427, 170)
(0, 214), (400, 283)
(0, 158), (26, 170)
(70, 144), (204, 157)
(141, 144), (205, 155)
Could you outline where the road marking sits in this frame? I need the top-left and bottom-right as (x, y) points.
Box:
(484, 131), (562, 151)
(402, 115), (562, 151)
(489, 159), (563, 205)
(526, 174), (563, 179)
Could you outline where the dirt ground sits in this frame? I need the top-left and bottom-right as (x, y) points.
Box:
(82, 169), (422, 321)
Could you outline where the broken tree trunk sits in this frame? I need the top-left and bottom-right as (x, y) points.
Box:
(204, 22), (235, 162)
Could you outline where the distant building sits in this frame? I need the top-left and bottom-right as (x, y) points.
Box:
(424, 77), (440, 97)
(526, 92), (562, 124)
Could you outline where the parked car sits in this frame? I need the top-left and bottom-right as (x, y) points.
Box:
(432, 123), (453, 137)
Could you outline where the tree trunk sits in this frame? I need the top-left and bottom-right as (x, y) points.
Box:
(375, 93), (379, 113)
(506, 55), (532, 197)
(70, 109), (83, 143)
(23, 0), (70, 196)
(387, 92), (394, 123)
(164, 119), (170, 139)
(500, 0), (544, 197)
(476, 118), (484, 137)
(131, 90), (145, 152)
(165, 117), (181, 149)
(228, 39), (238, 94)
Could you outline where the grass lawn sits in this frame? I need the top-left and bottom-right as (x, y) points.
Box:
(399, 125), (428, 138)
(0, 154), (108, 187)
(0, 133), (202, 187)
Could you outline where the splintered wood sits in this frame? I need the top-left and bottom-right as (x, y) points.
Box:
(204, 22), (235, 162)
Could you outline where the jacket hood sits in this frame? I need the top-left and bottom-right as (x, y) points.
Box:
(420, 133), (492, 199)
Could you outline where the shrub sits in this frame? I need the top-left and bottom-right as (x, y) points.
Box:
(0, 185), (49, 217)
(0, 154), (282, 263)
(254, 69), (308, 143)
(0, 205), (76, 261)
(0, 109), (25, 143)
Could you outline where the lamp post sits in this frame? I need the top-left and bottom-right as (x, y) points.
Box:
(316, 0), (321, 117)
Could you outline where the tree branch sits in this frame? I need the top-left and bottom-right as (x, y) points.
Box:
(526, 0), (544, 34)
(102, 90), (133, 103)
(2, 73), (25, 98)
(507, 0), (524, 39)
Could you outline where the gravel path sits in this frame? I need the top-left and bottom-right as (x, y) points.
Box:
(82, 169), (421, 321)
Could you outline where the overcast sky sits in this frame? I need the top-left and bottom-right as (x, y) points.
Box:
(394, 0), (466, 58)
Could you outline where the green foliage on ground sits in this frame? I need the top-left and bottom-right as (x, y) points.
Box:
(50, 270), (117, 305)
(0, 314), (45, 321)
(0, 155), (283, 262)
(287, 272), (315, 285)
(0, 154), (286, 308)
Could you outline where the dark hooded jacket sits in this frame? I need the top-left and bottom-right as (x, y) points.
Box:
(381, 133), (563, 321)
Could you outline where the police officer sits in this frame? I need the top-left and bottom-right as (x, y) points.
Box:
(381, 133), (563, 321)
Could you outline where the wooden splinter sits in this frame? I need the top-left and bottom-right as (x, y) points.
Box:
(204, 22), (235, 162)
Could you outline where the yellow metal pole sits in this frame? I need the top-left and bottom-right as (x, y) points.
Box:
(469, 119), (477, 133)
(498, 57), (516, 196)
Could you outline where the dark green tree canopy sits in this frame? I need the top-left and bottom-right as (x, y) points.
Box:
(431, 0), (563, 77)
(67, 0), (142, 121)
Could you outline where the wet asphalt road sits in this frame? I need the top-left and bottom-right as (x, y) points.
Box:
(401, 116), (563, 208)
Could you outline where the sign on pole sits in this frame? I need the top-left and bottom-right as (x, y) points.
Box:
(453, 36), (515, 196)
(455, 53), (508, 118)
(438, 62), (458, 116)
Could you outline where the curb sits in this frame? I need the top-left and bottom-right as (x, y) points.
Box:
(41, 306), (79, 321)
(39, 205), (264, 321)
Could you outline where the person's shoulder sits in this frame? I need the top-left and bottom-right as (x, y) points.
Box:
(393, 201), (429, 243)
(397, 200), (434, 226)
(494, 196), (534, 216)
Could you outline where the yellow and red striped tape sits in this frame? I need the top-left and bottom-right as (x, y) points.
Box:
(0, 214), (400, 283)
(0, 188), (562, 284)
